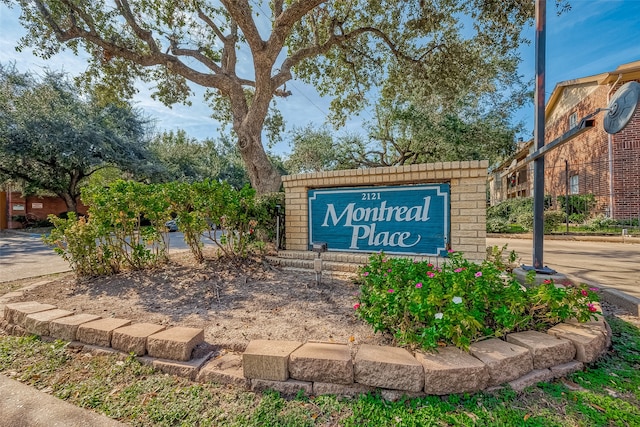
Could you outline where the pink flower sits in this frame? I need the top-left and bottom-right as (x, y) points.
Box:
(353, 303), (360, 310)
(427, 271), (435, 278)
(415, 282), (423, 289)
(475, 271), (482, 278)
(388, 289), (394, 293)
(590, 287), (599, 292)
(427, 263), (434, 267)
(543, 279), (552, 284)
(587, 303), (598, 313)
(387, 269), (392, 273)
(382, 258), (387, 263)
(448, 249), (454, 253)
(454, 268), (463, 273)
(363, 272), (369, 277)
(581, 290), (588, 297)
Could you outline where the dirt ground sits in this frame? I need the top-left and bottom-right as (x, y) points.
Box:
(5, 248), (640, 353)
(9, 249), (394, 352)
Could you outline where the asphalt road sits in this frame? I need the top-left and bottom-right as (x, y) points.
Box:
(487, 236), (640, 299)
(0, 232), (70, 282)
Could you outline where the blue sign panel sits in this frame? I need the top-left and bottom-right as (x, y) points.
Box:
(308, 184), (450, 256)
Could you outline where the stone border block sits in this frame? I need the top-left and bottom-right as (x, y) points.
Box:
(354, 344), (424, 392)
(380, 389), (426, 402)
(111, 323), (166, 356)
(251, 379), (313, 396)
(243, 340), (302, 381)
(469, 339), (533, 386)
(76, 318), (132, 347)
(566, 314), (612, 349)
(147, 327), (205, 362)
(312, 382), (375, 398)
(24, 309), (73, 336)
(508, 368), (553, 392)
(146, 352), (213, 381)
(4, 302), (56, 326)
(547, 323), (606, 363)
(49, 314), (102, 342)
(416, 347), (490, 395)
(506, 331), (575, 369)
(550, 360), (584, 378)
(289, 342), (353, 384)
(196, 353), (250, 388)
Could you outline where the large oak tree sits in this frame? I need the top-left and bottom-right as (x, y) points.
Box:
(4, 0), (546, 192)
(0, 64), (157, 212)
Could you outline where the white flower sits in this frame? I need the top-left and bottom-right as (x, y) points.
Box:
(434, 312), (444, 320)
(452, 296), (463, 304)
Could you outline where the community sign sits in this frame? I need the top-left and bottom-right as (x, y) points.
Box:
(308, 184), (450, 256)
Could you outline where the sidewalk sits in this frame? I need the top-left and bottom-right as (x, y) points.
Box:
(0, 374), (126, 426)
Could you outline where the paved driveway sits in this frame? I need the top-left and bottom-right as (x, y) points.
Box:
(487, 237), (640, 299)
(0, 232), (71, 282)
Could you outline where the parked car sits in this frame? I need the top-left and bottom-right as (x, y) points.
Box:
(165, 219), (178, 232)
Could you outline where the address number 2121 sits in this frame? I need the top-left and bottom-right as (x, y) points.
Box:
(361, 192), (381, 200)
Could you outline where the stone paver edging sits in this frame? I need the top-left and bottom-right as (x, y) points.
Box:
(0, 298), (610, 399)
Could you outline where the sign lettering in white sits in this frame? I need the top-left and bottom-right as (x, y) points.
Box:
(308, 184), (450, 256)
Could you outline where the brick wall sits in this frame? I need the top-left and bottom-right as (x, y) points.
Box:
(611, 82), (640, 219)
(542, 80), (640, 219)
(5, 192), (88, 229)
(282, 161), (488, 262)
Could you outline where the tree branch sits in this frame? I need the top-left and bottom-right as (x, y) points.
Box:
(114, 0), (160, 54)
(219, 0), (264, 51)
(32, 1), (236, 94)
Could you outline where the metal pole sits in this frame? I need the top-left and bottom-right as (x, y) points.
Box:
(532, 0), (546, 270)
(565, 159), (569, 234)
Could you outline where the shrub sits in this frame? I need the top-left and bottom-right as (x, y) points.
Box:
(585, 214), (616, 231)
(43, 213), (115, 276)
(568, 213), (586, 224)
(559, 194), (596, 217)
(544, 210), (566, 230)
(355, 251), (599, 350)
(486, 217), (509, 233)
(515, 211), (534, 231)
(45, 180), (284, 275)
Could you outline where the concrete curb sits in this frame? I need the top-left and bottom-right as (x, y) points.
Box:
(488, 233), (640, 244)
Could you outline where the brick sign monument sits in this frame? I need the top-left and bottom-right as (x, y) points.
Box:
(282, 161), (488, 263)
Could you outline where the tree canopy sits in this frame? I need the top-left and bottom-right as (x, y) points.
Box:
(0, 64), (157, 212)
(4, 0), (551, 192)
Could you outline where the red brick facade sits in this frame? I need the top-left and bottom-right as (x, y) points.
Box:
(490, 60), (640, 221)
(1, 192), (88, 229)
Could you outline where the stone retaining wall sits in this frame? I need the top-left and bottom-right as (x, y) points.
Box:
(282, 161), (489, 263)
(0, 299), (610, 398)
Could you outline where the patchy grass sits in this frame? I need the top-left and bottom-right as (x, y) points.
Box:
(1, 316), (639, 426)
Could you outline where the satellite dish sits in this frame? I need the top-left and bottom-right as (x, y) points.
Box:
(603, 81), (640, 134)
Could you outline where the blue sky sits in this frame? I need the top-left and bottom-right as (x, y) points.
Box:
(1, 1), (639, 155)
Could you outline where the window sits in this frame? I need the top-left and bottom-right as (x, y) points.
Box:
(570, 175), (579, 194)
(569, 112), (578, 129)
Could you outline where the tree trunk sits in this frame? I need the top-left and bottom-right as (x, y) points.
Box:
(60, 193), (78, 213)
(237, 131), (282, 194)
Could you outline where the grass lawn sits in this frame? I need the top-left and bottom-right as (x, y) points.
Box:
(1, 316), (639, 426)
